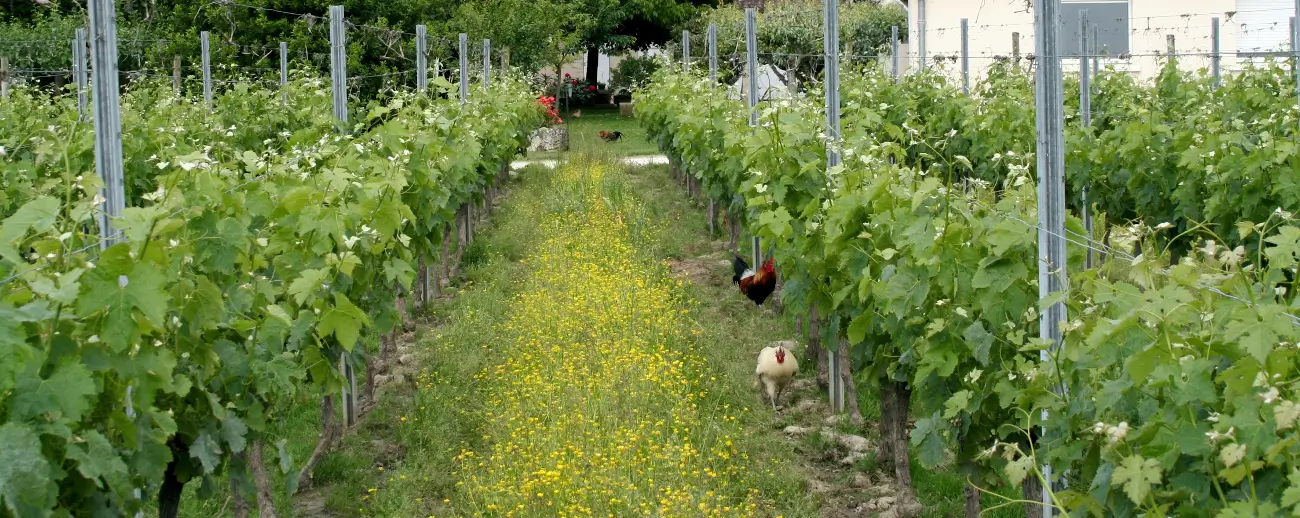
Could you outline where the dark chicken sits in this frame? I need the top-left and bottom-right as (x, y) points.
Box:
(598, 130), (623, 142)
(732, 255), (777, 306)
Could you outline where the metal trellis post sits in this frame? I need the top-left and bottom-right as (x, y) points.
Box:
(75, 28), (88, 121)
(708, 23), (718, 82)
(1294, 3), (1300, 136)
(1080, 11), (1093, 269)
(745, 8), (761, 269)
(279, 42), (288, 105)
(683, 30), (691, 72)
(917, 0), (926, 71)
(960, 18), (970, 94)
(89, 0), (124, 252)
(1012, 32), (1021, 62)
(707, 23), (718, 236)
(201, 31), (212, 112)
(1167, 34), (1176, 59)
(483, 39), (491, 90)
(1034, 0), (1069, 513)
(1091, 25), (1099, 81)
(891, 25), (900, 81)
(1212, 17), (1221, 89)
(823, 0), (844, 414)
(328, 4), (357, 428)
(459, 33), (468, 103)
(416, 25), (427, 93)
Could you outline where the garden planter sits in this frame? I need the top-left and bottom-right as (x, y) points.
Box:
(528, 126), (569, 152)
(619, 102), (635, 117)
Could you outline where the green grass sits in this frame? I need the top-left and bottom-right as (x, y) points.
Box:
(528, 106), (658, 160)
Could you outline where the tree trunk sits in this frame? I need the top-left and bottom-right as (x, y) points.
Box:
(441, 224), (452, 287)
(808, 308), (828, 389)
(837, 342), (862, 424)
(157, 438), (186, 518)
(878, 380), (895, 467)
(456, 206), (468, 264)
(585, 45), (600, 86)
(728, 210), (741, 251)
(707, 198), (717, 236)
(231, 452), (250, 518)
(965, 482), (981, 518)
(250, 441), (279, 518)
(888, 381), (917, 507)
(296, 396), (339, 492)
(365, 356), (376, 402)
(231, 484), (249, 518)
(1023, 476), (1045, 518)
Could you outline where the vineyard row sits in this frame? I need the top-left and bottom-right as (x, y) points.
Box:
(637, 57), (1300, 516)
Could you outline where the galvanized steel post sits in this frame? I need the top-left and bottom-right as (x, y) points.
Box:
(745, 8), (761, 268)
(1080, 11), (1093, 269)
(1212, 17), (1221, 89)
(891, 25), (900, 81)
(75, 28), (88, 121)
(960, 18), (970, 94)
(416, 25), (427, 93)
(280, 42), (288, 105)
(1033, 0), (1069, 512)
(823, 0), (844, 414)
(459, 33), (468, 103)
(89, 0), (125, 250)
(200, 31), (212, 111)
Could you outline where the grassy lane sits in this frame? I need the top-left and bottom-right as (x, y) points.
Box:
(327, 158), (812, 517)
(309, 155), (1018, 517)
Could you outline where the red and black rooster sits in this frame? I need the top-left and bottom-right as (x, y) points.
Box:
(733, 255), (777, 306)
(598, 130), (623, 142)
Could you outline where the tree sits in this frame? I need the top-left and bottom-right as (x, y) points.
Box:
(575, 0), (708, 84)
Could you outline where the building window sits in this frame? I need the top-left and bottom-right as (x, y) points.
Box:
(1062, 0), (1130, 58)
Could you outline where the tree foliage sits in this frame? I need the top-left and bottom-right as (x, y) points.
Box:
(680, 0), (907, 87)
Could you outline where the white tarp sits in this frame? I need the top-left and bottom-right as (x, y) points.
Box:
(729, 63), (791, 101)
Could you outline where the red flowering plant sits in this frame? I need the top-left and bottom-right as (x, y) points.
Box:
(536, 95), (563, 126)
(545, 73), (601, 106)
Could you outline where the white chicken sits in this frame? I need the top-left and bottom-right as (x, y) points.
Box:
(756, 341), (799, 411)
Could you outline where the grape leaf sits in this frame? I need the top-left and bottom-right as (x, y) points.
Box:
(1005, 454), (1034, 486)
(288, 268), (330, 306)
(66, 430), (129, 491)
(221, 416), (248, 455)
(318, 293), (369, 351)
(0, 196), (60, 264)
(1111, 455), (1162, 504)
(76, 247), (171, 352)
(0, 423), (55, 517)
(943, 390), (972, 419)
(7, 360), (97, 424)
(962, 321), (993, 365)
(189, 430), (223, 474)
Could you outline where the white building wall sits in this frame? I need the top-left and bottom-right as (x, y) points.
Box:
(904, 0), (1296, 85)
